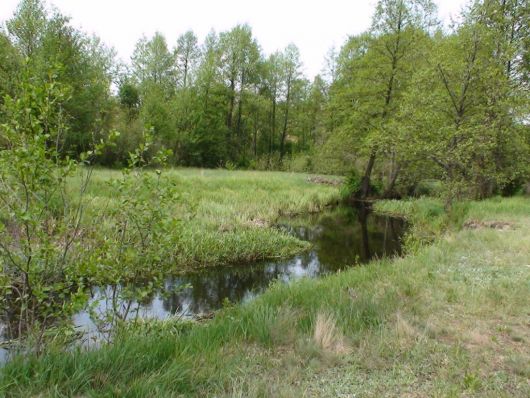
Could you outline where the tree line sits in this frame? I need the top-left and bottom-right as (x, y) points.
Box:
(0, 0), (528, 200)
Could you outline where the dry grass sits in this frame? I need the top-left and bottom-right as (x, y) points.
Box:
(313, 312), (350, 355)
(394, 312), (419, 340)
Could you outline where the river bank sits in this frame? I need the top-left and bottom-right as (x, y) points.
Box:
(1, 196), (529, 397)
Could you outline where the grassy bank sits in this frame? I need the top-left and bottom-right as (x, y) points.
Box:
(74, 168), (341, 270)
(1, 197), (529, 397)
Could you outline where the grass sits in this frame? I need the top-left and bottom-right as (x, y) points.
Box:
(74, 168), (342, 270)
(1, 195), (529, 397)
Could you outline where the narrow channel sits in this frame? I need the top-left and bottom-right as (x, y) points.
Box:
(1, 205), (405, 361)
(73, 205), (406, 342)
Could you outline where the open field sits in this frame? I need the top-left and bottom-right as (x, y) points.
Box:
(2, 196), (528, 397)
(74, 168), (342, 271)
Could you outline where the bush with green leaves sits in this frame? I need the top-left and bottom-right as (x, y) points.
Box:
(0, 68), (92, 352)
(86, 132), (181, 337)
(0, 66), (181, 353)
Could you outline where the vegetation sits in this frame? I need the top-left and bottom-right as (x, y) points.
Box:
(1, 197), (528, 396)
(1, 0), (527, 200)
(78, 168), (341, 269)
(0, 132), (339, 347)
(0, 21), (340, 349)
(0, 0), (529, 394)
(0, 66), (97, 352)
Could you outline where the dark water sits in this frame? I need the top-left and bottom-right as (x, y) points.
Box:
(74, 205), (405, 337)
(1, 205), (405, 361)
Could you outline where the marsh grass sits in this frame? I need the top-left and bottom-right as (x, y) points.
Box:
(70, 168), (340, 274)
(1, 196), (529, 397)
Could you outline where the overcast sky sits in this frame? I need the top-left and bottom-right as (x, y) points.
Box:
(1, 0), (470, 78)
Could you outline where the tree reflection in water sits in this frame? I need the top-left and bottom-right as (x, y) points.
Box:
(75, 204), (405, 339)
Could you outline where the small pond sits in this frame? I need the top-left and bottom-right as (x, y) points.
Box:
(1, 204), (405, 362)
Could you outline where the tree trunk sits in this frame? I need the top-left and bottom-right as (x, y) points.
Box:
(183, 58), (189, 88)
(280, 77), (291, 162)
(359, 150), (376, 199)
(253, 109), (259, 157)
(226, 77), (235, 131)
(383, 163), (401, 198)
(357, 14), (401, 200)
(236, 71), (245, 137)
(236, 93), (243, 137)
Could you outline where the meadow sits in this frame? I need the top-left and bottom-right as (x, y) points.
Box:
(2, 195), (528, 397)
(75, 168), (342, 271)
(1, 0), (528, 394)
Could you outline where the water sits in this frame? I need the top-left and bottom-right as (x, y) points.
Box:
(73, 205), (405, 339)
(1, 205), (405, 360)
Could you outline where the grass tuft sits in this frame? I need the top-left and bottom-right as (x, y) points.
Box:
(313, 312), (350, 355)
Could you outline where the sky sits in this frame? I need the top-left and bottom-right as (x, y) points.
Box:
(0, 0), (470, 78)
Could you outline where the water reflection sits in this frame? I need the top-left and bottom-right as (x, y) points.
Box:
(1, 205), (405, 359)
(77, 205), (405, 330)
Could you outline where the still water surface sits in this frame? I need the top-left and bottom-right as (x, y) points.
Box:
(1, 205), (405, 361)
(75, 205), (405, 334)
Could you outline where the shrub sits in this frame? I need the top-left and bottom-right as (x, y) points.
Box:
(0, 68), (92, 352)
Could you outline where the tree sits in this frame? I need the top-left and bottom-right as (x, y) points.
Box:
(263, 51), (283, 162)
(175, 30), (201, 88)
(279, 44), (302, 161)
(0, 67), (91, 349)
(400, 18), (528, 203)
(132, 32), (176, 93)
(118, 80), (140, 117)
(325, 0), (436, 197)
(6, 0), (115, 157)
(304, 75), (328, 149)
(358, 0), (437, 198)
(187, 30), (228, 166)
(0, 31), (20, 104)
(474, 0), (529, 87)
(219, 24), (261, 160)
(5, 0), (46, 58)
(471, 0), (530, 194)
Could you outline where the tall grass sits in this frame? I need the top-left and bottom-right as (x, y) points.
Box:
(70, 168), (341, 273)
(2, 196), (529, 396)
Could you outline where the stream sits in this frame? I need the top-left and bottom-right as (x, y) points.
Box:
(1, 204), (405, 362)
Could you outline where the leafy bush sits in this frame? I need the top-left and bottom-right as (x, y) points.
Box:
(412, 179), (443, 197)
(340, 169), (383, 198)
(0, 68), (92, 352)
(342, 169), (362, 197)
(0, 67), (181, 353)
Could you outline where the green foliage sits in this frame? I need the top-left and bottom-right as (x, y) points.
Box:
(375, 198), (448, 251)
(412, 179), (443, 197)
(0, 31), (20, 102)
(341, 169), (362, 197)
(1, 0), (529, 374)
(1, 0), (527, 188)
(118, 81), (140, 117)
(108, 24), (320, 169)
(2, 197), (529, 396)
(86, 131), (181, 335)
(323, 0), (529, 200)
(77, 168), (339, 269)
(132, 32), (176, 93)
(0, 65), (184, 350)
(326, 0), (437, 198)
(5, 0), (115, 157)
(0, 66), (90, 351)
(399, 14), (529, 204)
